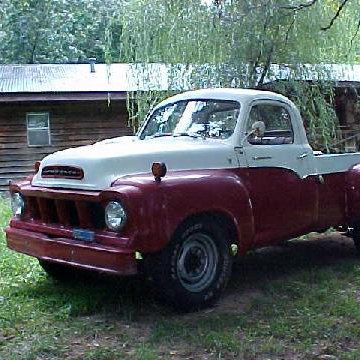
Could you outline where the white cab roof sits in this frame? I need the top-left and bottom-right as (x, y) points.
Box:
(154, 88), (293, 110)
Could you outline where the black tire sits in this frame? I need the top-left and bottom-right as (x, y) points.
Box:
(353, 224), (360, 255)
(145, 220), (233, 311)
(38, 259), (82, 282)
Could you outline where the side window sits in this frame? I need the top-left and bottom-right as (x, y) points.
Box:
(247, 104), (294, 145)
(27, 113), (51, 146)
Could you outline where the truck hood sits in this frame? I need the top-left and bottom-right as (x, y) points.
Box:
(32, 136), (237, 190)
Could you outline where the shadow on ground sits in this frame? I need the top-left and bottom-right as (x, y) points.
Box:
(29, 232), (359, 317)
(214, 232), (359, 313)
(236, 232), (357, 279)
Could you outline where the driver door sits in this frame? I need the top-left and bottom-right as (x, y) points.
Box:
(239, 100), (317, 245)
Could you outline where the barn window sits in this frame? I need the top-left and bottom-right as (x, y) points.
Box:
(27, 113), (51, 146)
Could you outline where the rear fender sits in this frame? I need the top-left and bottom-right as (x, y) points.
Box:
(346, 164), (360, 223)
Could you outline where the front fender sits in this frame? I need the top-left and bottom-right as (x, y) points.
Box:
(106, 170), (254, 254)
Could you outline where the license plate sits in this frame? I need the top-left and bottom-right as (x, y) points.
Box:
(73, 228), (95, 242)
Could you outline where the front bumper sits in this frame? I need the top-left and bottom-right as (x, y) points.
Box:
(5, 226), (137, 275)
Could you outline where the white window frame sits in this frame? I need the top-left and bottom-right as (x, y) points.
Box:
(26, 112), (51, 147)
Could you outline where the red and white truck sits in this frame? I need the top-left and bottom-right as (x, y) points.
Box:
(6, 88), (360, 310)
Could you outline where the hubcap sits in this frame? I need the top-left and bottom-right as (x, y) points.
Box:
(176, 233), (218, 292)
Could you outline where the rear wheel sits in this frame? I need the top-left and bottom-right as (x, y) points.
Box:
(146, 220), (233, 311)
(352, 224), (360, 255)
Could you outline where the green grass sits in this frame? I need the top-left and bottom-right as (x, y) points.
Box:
(2, 196), (360, 359)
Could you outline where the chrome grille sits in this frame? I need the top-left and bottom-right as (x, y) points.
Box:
(41, 166), (84, 180)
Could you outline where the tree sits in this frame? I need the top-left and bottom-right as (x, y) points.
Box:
(118, 0), (360, 149)
(0, 0), (123, 64)
(0, 0), (359, 148)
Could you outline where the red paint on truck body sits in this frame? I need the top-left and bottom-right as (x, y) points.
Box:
(6, 165), (360, 275)
(6, 226), (137, 275)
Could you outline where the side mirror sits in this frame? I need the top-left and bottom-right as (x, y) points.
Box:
(250, 121), (265, 138)
(239, 121), (266, 147)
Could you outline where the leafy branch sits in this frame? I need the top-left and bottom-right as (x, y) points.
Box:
(321, 0), (350, 31)
(280, 0), (319, 11)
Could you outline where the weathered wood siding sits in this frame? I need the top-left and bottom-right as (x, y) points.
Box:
(0, 100), (133, 192)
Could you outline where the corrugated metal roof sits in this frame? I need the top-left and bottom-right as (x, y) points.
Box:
(0, 64), (169, 93)
(0, 63), (359, 94)
(267, 64), (360, 84)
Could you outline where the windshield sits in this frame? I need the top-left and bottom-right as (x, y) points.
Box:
(140, 99), (240, 140)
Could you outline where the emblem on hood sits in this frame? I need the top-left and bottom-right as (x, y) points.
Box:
(41, 165), (84, 180)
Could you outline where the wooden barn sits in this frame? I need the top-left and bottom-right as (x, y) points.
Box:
(0, 63), (170, 192)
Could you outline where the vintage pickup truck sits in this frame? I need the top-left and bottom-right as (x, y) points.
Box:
(6, 88), (360, 310)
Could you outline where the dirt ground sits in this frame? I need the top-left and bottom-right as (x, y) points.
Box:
(208, 232), (357, 313)
(71, 232), (359, 359)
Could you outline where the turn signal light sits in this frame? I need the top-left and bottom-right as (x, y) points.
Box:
(152, 162), (167, 182)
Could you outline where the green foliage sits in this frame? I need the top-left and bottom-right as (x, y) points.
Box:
(119, 0), (360, 66)
(118, 0), (359, 146)
(271, 79), (339, 151)
(0, 0), (123, 64)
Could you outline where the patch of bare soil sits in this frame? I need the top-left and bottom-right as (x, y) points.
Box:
(64, 317), (153, 359)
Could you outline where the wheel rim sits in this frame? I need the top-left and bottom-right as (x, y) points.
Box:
(176, 233), (219, 293)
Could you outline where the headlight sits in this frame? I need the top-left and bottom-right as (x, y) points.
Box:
(105, 201), (127, 231)
(11, 193), (25, 217)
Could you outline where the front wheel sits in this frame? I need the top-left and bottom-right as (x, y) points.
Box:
(146, 220), (233, 311)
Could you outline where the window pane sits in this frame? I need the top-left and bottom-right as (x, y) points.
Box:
(247, 105), (293, 145)
(260, 106), (291, 131)
(27, 114), (49, 129)
(142, 100), (240, 139)
(183, 101), (240, 139)
(28, 130), (50, 146)
(144, 102), (187, 136)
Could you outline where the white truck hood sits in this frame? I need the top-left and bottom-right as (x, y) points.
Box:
(32, 136), (237, 190)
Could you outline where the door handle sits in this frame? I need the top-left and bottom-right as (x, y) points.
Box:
(234, 146), (244, 155)
(297, 153), (308, 159)
(252, 156), (272, 160)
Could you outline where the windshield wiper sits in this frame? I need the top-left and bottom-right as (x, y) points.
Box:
(173, 132), (202, 139)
